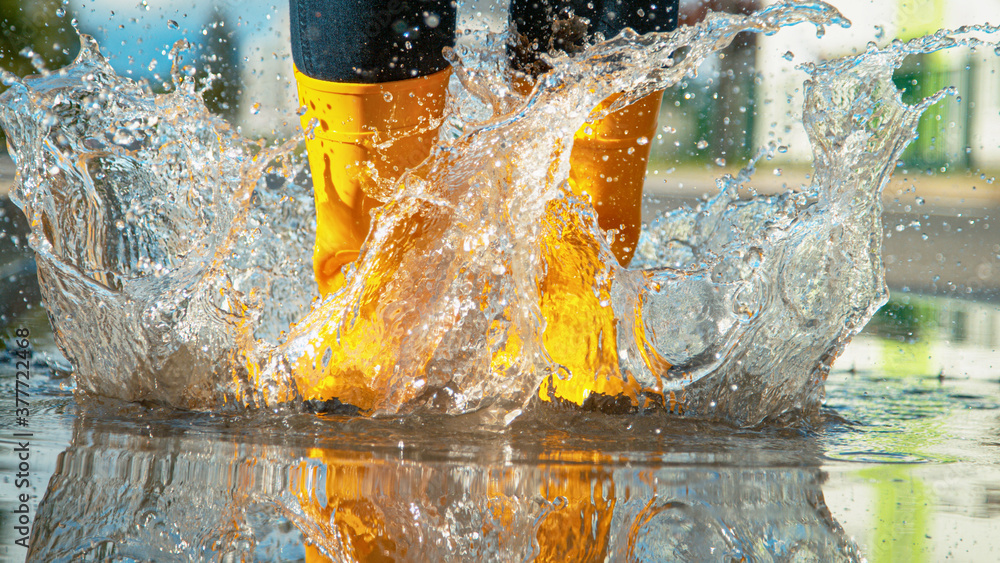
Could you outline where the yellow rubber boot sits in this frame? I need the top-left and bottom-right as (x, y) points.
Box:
(536, 198), (644, 410)
(569, 90), (662, 266)
(278, 70), (450, 409)
(538, 91), (666, 410)
(294, 68), (451, 296)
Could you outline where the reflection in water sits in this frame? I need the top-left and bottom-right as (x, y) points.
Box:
(870, 297), (937, 379)
(28, 411), (862, 561)
(858, 464), (932, 563)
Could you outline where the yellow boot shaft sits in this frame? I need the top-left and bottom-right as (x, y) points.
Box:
(295, 69), (451, 296)
(569, 90), (662, 266)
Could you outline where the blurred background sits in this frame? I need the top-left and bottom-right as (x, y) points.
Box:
(4, 0), (1000, 164)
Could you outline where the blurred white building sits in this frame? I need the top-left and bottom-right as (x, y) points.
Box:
(234, 9), (299, 139)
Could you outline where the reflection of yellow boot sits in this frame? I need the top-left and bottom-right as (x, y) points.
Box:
(294, 68), (451, 296)
(295, 449), (396, 562)
(539, 91), (666, 410)
(293, 446), (616, 562)
(534, 450), (616, 561)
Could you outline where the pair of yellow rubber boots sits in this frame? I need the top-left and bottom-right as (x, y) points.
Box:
(294, 67), (663, 411)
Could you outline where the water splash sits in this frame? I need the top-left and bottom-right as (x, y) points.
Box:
(1, 2), (992, 425)
(1, 37), (314, 409)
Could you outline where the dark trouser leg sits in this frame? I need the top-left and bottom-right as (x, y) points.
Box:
(289, 0), (457, 82)
(509, 0), (679, 76)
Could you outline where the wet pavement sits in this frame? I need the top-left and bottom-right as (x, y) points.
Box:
(643, 166), (1000, 301)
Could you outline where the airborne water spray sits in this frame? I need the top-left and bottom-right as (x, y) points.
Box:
(1, 1), (995, 426)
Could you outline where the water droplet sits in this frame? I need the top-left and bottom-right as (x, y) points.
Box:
(636, 136), (649, 145)
(782, 50), (794, 61)
(1, 70), (21, 87)
(714, 157), (726, 166)
(915, 196), (925, 205)
(696, 140), (708, 149)
(56, 7), (66, 17)
(383, 91), (393, 102)
(167, 20), (179, 30)
(251, 102), (261, 115)
(113, 129), (135, 146)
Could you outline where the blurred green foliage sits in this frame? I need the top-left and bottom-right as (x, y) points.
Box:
(195, 9), (243, 123)
(892, 53), (971, 171)
(0, 0), (81, 150)
(870, 296), (938, 342)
